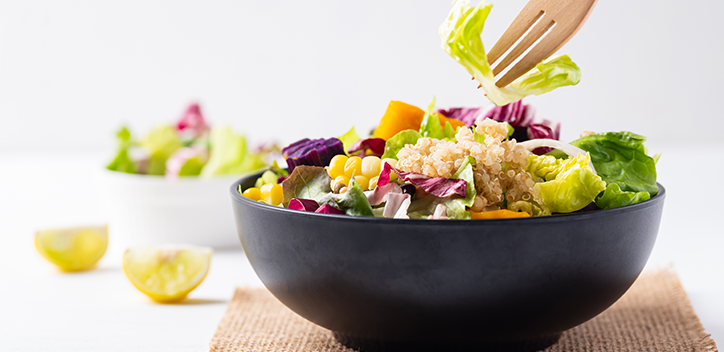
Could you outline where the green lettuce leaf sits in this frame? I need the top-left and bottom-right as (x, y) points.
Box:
(419, 98), (445, 139)
(595, 183), (651, 210)
(107, 126), (136, 173)
(381, 129), (422, 160)
(444, 121), (458, 140)
(200, 126), (266, 176)
(334, 176), (375, 217)
(529, 153), (606, 213)
(139, 125), (182, 175)
(338, 127), (362, 154)
(439, 1), (581, 106)
(281, 165), (333, 207)
(568, 132), (658, 194)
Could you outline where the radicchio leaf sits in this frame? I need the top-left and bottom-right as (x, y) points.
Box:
(281, 165), (333, 207)
(176, 103), (209, 138)
(315, 204), (345, 214)
(347, 138), (386, 158)
(378, 162), (467, 198)
(366, 182), (402, 206)
(288, 198), (320, 212)
(382, 193), (411, 219)
(392, 168), (467, 198)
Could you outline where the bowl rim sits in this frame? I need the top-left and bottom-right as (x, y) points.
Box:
(230, 171), (666, 225)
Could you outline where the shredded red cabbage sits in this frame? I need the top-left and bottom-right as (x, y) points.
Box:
(282, 137), (345, 173)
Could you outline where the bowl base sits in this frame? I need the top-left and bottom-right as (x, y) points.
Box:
(332, 331), (562, 352)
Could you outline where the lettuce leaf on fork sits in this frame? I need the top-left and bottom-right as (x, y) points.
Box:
(439, 0), (581, 106)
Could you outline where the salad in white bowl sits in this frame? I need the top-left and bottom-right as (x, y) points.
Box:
(101, 104), (274, 248)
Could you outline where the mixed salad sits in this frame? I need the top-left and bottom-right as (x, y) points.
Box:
(238, 0), (659, 219)
(107, 104), (271, 179)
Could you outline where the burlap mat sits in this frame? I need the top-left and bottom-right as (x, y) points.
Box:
(210, 269), (718, 352)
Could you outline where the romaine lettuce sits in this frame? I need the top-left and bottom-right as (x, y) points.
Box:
(439, 1), (581, 106)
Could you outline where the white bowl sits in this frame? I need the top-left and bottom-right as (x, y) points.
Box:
(96, 169), (257, 249)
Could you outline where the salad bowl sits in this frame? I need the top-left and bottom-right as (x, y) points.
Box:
(98, 169), (260, 249)
(230, 171), (665, 351)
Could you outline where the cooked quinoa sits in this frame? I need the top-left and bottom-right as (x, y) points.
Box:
(396, 118), (536, 211)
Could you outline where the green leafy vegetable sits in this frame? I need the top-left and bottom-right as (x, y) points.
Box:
(107, 126), (136, 173)
(334, 176), (375, 217)
(281, 165), (333, 207)
(595, 183), (651, 210)
(439, 1), (581, 106)
(200, 127), (266, 176)
(419, 98), (445, 139)
(381, 129), (422, 160)
(406, 157), (475, 219)
(139, 125), (182, 175)
(178, 156), (205, 176)
(443, 121), (458, 140)
(568, 132), (658, 194)
(338, 127), (362, 154)
(529, 153), (606, 213)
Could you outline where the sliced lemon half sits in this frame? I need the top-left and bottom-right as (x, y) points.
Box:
(123, 245), (212, 303)
(35, 225), (108, 272)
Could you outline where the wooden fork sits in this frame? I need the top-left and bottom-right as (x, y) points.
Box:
(487, 0), (598, 88)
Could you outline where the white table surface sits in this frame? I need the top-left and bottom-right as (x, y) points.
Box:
(1, 145), (722, 351)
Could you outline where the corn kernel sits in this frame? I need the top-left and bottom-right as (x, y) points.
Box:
(369, 176), (379, 190)
(269, 184), (283, 206)
(344, 156), (363, 178)
(260, 183), (275, 204)
(334, 175), (350, 186)
(361, 156), (381, 178)
(242, 187), (262, 201)
(328, 154), (348, 178)
(354, 175), (370, 190)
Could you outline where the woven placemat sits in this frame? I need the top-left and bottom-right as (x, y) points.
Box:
(209, 269), (718, 352)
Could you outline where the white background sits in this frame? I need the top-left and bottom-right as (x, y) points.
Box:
(1, 0), (722, 151)
(1, 0), (722, 351)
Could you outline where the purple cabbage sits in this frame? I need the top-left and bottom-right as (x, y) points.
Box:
(282, 137), (345, 173)
(347, 138), (386, 158)
(378, 163), (467, 198)
(437, 101), (561, 155)
(288, 198), (320, 212)
(315, 204), (345, 214)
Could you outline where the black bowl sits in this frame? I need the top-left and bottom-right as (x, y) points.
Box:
(230, 172), (665, 351)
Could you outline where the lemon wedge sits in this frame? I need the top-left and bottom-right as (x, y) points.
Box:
(123, 245), (212, 303)
(35, 225), (108, 272)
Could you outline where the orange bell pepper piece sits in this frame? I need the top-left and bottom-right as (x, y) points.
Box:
(373, 101), (468, 141)
(470, 209), (531, 219)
